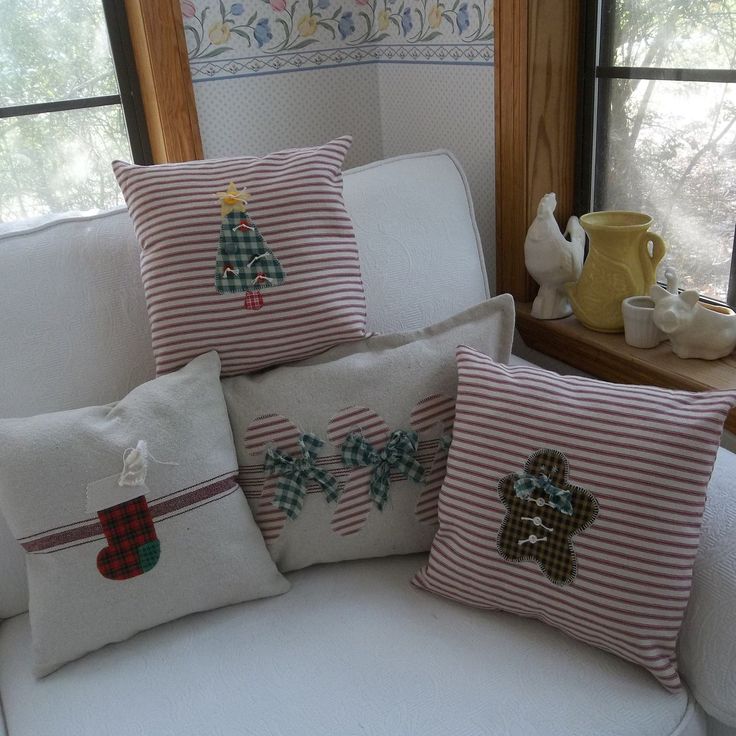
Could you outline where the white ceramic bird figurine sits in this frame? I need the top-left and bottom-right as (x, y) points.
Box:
(524, 193), (585, 319)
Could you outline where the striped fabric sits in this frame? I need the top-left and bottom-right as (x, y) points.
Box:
(113, 137), (366, 376)
(414, 346), (736, 691)
(241, 409), (442, 543)
(410, 393), (455, 525)
(18, 473), (239, 555)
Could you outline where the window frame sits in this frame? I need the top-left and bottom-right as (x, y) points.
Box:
(103, 0), (153, 165)
(123, 0), (203, 164)
(494, 0), (581, 301)
(576, 0), (736, 307)
(0, 1), (153, 167)
(0, 0), (202, 205)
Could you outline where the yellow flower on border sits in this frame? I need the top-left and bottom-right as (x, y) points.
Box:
(208, 22), (231, 45)
(297, 14), (319, 37)
(378, 9), (390, 31)
(216, 182), (250, 216)
(428, 4), (443, 28)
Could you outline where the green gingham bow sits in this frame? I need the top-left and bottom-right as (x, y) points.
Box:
(513, 473), (573, 515)
(341, 430), (425, 510)
(264, 434), (339, 520)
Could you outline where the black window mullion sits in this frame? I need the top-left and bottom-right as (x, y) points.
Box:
(728, 225), (736, 309)
(575, 0), (600, 215)
(0, 95), (121, 119)
(597, 66), (736, 84)
(102, 0), (153, 165)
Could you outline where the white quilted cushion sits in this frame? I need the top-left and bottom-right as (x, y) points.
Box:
(0, 209), (154, 419)
(0, 209), (154, 621)
(342, 151), (489, 333)
(679, 446), (736, 727)
(0, 555), (705, 736)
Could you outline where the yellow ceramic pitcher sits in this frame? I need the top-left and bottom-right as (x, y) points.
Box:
(566, 211), (666, 332)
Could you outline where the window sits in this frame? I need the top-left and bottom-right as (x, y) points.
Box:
(578, 0), (736, 306)
(0, 0), (151, 223)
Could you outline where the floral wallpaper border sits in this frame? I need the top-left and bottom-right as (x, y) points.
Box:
(183, 0), (494, 81)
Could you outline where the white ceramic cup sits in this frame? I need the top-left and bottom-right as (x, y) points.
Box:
(622, 296), (666, 349)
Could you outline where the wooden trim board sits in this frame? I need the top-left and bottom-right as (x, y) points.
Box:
(494, 0), (581, 301)
(516, 302), (736, 434)
(124, 0), (203, 163)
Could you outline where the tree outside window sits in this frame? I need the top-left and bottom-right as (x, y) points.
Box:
(580, 0), (736, 305)
(0, 0), (149, 223)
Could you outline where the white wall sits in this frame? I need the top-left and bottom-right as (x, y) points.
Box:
(191, 65), (383, 169)
(183, 0), (496, 284)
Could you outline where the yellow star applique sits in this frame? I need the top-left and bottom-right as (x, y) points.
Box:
(216, 182), (250, 216)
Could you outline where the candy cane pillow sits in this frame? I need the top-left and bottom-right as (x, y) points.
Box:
(0, 352), (289, 676)
(413, 346), (736, 691)
(113, 136), (367, 377)
(222, 296), (515, 571)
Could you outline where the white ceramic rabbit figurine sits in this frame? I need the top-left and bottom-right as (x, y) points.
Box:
(650, 270), (736, 360)
(524, 193), (585, 319)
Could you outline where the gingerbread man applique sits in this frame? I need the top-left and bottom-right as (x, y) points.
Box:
(496, 448), (599, 586)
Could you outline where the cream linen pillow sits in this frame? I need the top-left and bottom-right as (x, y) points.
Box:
(0, 352), (289, 677)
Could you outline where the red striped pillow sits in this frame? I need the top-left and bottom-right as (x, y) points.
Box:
(414, 346), (736, 691)
(113, 137), (366, 376)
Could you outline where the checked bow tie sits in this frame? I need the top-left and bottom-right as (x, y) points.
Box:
(513, 472), (573, 516)
(341, 430), (425, 510)
(264, 434), (339, 520)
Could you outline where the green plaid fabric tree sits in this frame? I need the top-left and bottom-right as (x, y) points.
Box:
(214, 195), (286, 311)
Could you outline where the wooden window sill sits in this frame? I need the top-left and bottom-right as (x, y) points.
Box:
(515, 302), (736, 434)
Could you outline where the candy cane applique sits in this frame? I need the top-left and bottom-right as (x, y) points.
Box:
(410, 393), (455, 525)
(244, 415), (301, 544)
(327, 407), (390, 537)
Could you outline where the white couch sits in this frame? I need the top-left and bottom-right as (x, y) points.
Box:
(0, 152), (735, 736)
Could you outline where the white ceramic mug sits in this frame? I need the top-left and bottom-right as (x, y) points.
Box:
(622, 296), (666, 349)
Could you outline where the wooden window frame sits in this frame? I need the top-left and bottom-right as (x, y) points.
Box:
(494, 0), (581, 302)
(124, 0), (203, 163)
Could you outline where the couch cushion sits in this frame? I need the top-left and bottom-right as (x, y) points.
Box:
(678, 446), (736, 727)
(0, 352), (288, 677)
(0, 208), (154, 420)
(342, 150), (489, 334)
(0, 555), (704, 736)
(0, 151), (489, 620)
(222, 296), (514, 571)
(113, 137), (368, 377)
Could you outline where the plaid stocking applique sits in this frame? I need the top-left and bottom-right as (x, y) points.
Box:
(96, 495), (161, 581)
(86, 441), (162, 581)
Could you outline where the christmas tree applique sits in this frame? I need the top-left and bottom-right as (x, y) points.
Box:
(214, 182), (286, 311)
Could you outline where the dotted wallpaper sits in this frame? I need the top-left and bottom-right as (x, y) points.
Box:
(191, 64), (384, 169)
(183, 0), (496, 284)
(377, 63), (495, 281)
